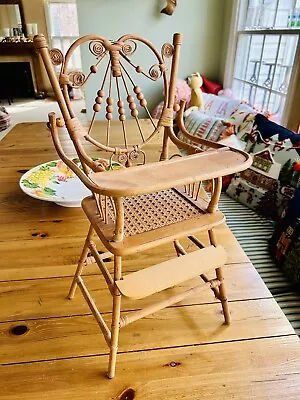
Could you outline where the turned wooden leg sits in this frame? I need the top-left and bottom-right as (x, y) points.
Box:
(208, 229), (231, 325)
(107, 256), (122, 379)
(68, 225), (94, 299)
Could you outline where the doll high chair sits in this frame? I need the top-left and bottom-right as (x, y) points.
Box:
(34, 32), (252, 378)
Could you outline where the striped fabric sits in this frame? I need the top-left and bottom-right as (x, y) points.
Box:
(219, 193), (300, 336)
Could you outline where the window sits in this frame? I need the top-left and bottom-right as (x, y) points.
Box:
(228, 0), (300, 125)
(45, 0), (81, 70)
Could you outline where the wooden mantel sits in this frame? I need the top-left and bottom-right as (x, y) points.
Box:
(0, 40), (46, 96)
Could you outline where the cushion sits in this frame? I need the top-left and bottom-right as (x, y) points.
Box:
(151, 101), (164, 119)
(0, 106), (11, 132)
(178, 111), (227, 146)
(228, 103), (256, 141)
(202, 94), (241, 119)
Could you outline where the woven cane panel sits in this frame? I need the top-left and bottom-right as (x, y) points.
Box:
(105, 189), (204, 237)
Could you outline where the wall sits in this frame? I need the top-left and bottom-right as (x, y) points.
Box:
(77, 0), (227, 117)
(22, 0), (51, 92)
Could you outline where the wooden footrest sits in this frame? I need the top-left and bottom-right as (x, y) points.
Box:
(116, 245), (227, 299)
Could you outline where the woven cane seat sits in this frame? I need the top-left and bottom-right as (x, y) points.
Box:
(82, 188), (225, 256)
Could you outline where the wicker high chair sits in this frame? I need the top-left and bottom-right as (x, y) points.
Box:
(34, 32), (252, 378)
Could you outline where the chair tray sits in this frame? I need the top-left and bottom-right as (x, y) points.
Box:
(89, 147), (252, 197)
(116, 245), (227, 299)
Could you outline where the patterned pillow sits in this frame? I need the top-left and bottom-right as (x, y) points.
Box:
(178, 111), (227, 146)
(228, 103), (256, 140)
(202, 94), (241, 119)
(0, 107), (11, 132)
(151, 101), (164, 119)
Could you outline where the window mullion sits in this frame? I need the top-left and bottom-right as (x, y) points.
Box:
(273, 0), (280, 27)
(266, 34), (282, 110)
(242, 34), (253, 101)
(252, 33), (266, 108)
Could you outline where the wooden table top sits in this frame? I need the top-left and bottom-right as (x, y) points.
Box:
(1, 122), (300, 399)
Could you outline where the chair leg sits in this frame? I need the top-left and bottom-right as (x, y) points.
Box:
(208, 229), (231, 325)
(68, 224), (94, 299)
(107, 255), (122, 379)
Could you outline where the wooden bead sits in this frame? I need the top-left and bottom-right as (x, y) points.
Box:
(106, 105), (113, 113)
(127, 95), (134, 103)
(137, 92), (144, 100)
(118, 107), (125, 115)
(131, 109), (138, 117)
(119, 114), (126, 121)
(173, 104), (180, 112)
(95, 96), (103, 104)
(90, 65), (98, 73)
(106, 113), (113, 120)
(129, 102), (136, 110)
(117, 100), (124, 107)
(134, 86), (141, 94)
(106, 97), (113, 105)
(97, 89), (105, 97)
(140, 99), (147, 107)
(93, 103), (101, 112)
(56, 118), (65, 127)
(136, 66), (142, 73)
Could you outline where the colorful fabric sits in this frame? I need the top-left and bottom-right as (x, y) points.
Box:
(0, 106), (11, 132)
(178, 111), (227, 145)
(228, 103), (256, 139)
(202, 94), (241, 119)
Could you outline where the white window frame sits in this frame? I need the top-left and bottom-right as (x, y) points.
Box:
(44, 0), (81, 70)
(224, 0), (300, 128)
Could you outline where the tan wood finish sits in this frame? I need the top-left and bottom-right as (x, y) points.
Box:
(32, 32), (256, 378)
(1, 123), (300, 397)
(88, 149), (252, 197)
(116, 245), (227, 299)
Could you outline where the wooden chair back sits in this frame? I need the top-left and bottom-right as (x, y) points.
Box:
(33, 33), (195, 176)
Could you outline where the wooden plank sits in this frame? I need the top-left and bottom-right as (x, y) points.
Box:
(0, 226), (249, 281)
(0, 262), (271, 322)
(0, 190), (86, 224)
(116, 246), (227, 299)
(0, 298), (295, 364)
(1, 336), (300, 399)
(0, 218), (90, 242)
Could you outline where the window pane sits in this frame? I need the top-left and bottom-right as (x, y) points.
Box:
(243, 0), (300, 29)
(49, 3), (79, 37)
(246, 35), (264, 84)
(233, 35), (251, 80)
(258, 35), (280, 88)
(273, 35), (298, 93)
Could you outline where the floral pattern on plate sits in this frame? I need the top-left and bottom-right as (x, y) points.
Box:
(20, 158), (121, 207)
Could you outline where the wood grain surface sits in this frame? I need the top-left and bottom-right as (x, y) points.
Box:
(1, 122), (300, 399)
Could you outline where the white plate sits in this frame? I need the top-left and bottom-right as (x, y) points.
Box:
(19, 158), (121, 207)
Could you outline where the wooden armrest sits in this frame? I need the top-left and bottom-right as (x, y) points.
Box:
(89, 147), (252, 197)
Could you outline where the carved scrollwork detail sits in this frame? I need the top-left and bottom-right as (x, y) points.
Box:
(148, 64), (162, 81)
(49, 48), (64, 66)
(121, 40), (137, 56)
(161, 43), (174, 59)
(129, 150), (139, 161)
(89, 41), (106, 58)
(68, 71), (86, 88)
(118, 153), (128, 163)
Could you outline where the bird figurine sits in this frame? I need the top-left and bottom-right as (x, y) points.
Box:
(161, 0), (177, 16)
